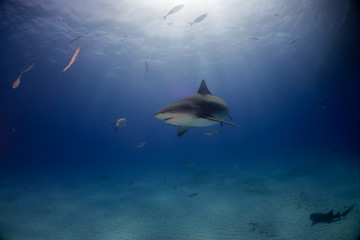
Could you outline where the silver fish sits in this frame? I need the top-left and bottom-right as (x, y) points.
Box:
(134, 141), (146, 149)
(112, 118), (127, 132)
(188, 14), (207, 26)
(163, 4), (184, 20)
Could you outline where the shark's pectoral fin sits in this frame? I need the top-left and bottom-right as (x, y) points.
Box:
(203, 116), (239, 126)
(178, 126), (192, 137)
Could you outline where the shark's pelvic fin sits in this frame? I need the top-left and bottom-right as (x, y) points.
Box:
(178, 126), (192, 137)
(203, 116), (239, 126)
(197, 79), (212, 95)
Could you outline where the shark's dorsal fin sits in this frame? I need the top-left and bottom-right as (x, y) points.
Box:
(178, 126), (192, 137)
(198, 80), (212, 95)
(327, 210), (334, 216)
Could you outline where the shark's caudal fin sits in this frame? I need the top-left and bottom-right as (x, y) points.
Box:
(198, 80), (212, 95)
(203, 116), (239, 126)
(178, 126), (191, 137)
(341, 204), (355, 217)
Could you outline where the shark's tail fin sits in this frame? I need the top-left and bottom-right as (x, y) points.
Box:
(341, 204), (355, 217)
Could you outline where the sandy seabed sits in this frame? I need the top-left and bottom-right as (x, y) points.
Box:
(0, 159), (359, 240)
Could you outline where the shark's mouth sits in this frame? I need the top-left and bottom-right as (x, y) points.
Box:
(164, 117), (174, 121)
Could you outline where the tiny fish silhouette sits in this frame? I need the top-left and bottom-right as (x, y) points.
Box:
(163, 5), (184, 20)
(144, 60), (148, 79)
(67, 35), (82, 47)
(12, 63), (34, 89)
(188, 14), (207, 26)
(22, 63), (34, 73)
(189, 193), (198, 198)
(134, 141), (146, 149)
(112, 118), (127, 132)
(205, 129), (222, 135)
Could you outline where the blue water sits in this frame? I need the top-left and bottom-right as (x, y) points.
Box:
(0, 0), (360, 239)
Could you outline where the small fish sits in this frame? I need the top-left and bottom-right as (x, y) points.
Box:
(185, 162), (194, 167)
(134, 141), (146, 149)
(127, 181), (134, 187)
(11, 128), (16, 133)
(112, 118), (127, 132)
(21, 63), (34, 73)
(144, 60), (148, 79)
(288, 39), (296, 44)
(248, 37), (258, 41)
(12, 72), (22, 89)
(67, 35), (82, 47)
(318, 102), (326, 108)
(189, 193), (198, 198)
(163, 4), (184, 20)
(12, 63), (35, 89)
(205, 129), (222, 136)
(188, 14), (207, 26)
(60, 47), (80, 73)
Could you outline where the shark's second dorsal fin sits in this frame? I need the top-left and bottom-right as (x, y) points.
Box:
(198, 80), (212, 95)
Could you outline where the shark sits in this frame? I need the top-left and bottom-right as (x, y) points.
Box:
(310, 204), (355, 225)
(154, 79), (238, 136)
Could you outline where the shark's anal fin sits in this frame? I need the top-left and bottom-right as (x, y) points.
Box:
(203, 116), (239, 126)
(178, 126), (191, 137)
(197, 80), (212, 95)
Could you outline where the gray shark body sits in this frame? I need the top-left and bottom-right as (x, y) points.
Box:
(154, 80), (238, 136)
(310, 204), (355, 225)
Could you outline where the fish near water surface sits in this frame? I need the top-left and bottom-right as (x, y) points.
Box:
(60, 47), (80, 73)
(163, 4), (184, 20)
(154, 79), (238, 136)
(188, 14), (207, 26)
(144, 60), (148, 79)
(67, 35), (82, 47)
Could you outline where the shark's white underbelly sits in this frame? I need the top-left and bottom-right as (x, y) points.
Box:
(165, 114), (225, 127)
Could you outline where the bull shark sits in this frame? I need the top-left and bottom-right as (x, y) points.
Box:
(310, 204), (355, 225)
(154, 79), (238, 136)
